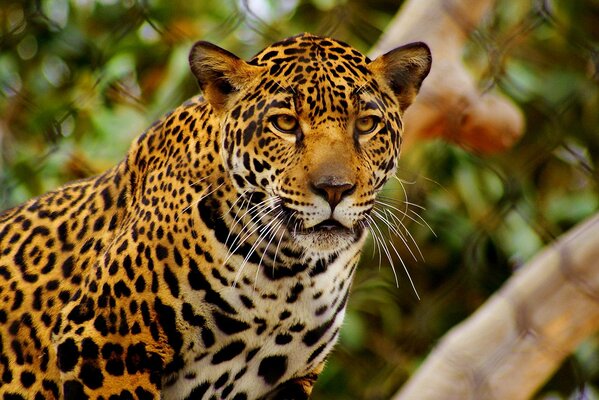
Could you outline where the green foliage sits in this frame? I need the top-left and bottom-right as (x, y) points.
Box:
(1, 0), (598, 398)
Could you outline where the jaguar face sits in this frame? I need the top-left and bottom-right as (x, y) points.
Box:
(189, 34), (431, 253)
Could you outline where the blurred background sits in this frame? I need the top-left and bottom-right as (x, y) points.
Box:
(1, 0), (598, 398)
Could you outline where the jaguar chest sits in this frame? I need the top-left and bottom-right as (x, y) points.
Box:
(160, 241), (363, 400)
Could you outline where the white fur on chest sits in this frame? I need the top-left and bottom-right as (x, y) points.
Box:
(162, 241), (362, 400)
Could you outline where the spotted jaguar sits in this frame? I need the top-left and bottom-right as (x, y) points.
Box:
(0, 33), (431, 399)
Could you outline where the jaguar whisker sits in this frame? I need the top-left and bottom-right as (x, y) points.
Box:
(221, 189), (251, 220)
(272, 210), (294, 272)
(372, 208), (419, 262)
(226, 196), (279, 258)
(382, 208), (426, 261)
(233, 210), (284, 289)
(177, 182), (224, 222)
(364, 213), (399, 286)
(225, 196), (272, 249)
(224, 204), (274, 267)
(369, 210), (421, 299)
(224, 192), (255, 248)
(252, 217), (286, 291)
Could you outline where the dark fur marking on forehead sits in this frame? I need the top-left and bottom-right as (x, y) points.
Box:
(250, 34), (369, 67)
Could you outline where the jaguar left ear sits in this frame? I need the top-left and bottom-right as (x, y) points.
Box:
(189, 41), (259, 111)
(370, 42), (432, 112)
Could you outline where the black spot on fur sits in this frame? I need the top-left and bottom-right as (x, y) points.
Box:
(3, 393), (25, 400)
(79, 363), (104, 389)
(42, 379), (60, 398)
(11, 290), (23, 311)
(81, 338), (99, 359)
(302, 317), (335, 347)
(67, 296), (95, 323)
(275, 333), (293, 345)
(100, 188), (113, 210)
(239, 295), (254, 309)
(154, 298), (183, 352)
(57, 338), (79, 372)
(214, 372), (229, 388)
(114, 280), (131, 298)
(61, 256), (74, 279)
(187, 258), (235, 313)
(20, 371), (36, 388)
(102, 342), (125, 376)
(155, 244), (168, 261)
(184, 382), (209, 400)
(258, 355), (287, 385)
(308, 343), (327, 363)
(182, 302), (205, 327)
(212, 311), (250, 335)
(163, 265), (180, 298)
(286, 283), (304, 303)
(108, 390), (135, 400)
(211, 340), (245, 364)
(63, 380), (89, 400)
(201, 327), (215, 348)
(135, 387), (155, 400)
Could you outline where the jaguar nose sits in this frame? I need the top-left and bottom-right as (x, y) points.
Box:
(311, 178), (356, 210)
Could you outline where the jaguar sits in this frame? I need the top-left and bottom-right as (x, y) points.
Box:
(0, 33), (431, 399)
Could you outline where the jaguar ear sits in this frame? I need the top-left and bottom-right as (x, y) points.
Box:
(370, 42), (432, 111)
(189, 41), (259, 111)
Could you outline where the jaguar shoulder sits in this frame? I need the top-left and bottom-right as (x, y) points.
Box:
(0, 33), (430, 400)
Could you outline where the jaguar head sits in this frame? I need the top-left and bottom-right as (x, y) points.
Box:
(189, 33), (431, 252)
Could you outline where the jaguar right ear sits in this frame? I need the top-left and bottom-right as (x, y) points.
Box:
(369, 42), (432, 112)
(189, 41), (260, 111)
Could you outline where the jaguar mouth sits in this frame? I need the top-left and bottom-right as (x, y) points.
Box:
(293, 217), (362, 236)
(312, 219), (348, 232)
(278, 204), (364, 238)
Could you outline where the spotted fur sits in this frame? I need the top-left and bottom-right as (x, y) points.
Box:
(0, 34), (430, 399)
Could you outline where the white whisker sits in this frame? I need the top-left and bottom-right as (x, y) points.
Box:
(376, 198), (435, 237)
(176, 182), (225, 222)
(222, 189), (251, 219)
(234, 210), (283, 289)
(252, 217), (285, 291)
(386, 232), (420, 300)
(188, 174), (213, 187)
(363, 219), (382, 268)
(372, 209), (419, 262)
(226, 197), (273, 248)
(224, 203), (273, 266)
(272, 211), (293, 272)
(383, 209), (424, 261)
(364, 214), (398, 286)
(225, 193), (254, 247)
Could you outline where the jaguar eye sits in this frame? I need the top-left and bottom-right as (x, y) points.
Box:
(272, 115), (299, 133)
(355, 116), (379, 134)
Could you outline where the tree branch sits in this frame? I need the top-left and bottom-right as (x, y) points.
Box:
(394, 213), (599, 399)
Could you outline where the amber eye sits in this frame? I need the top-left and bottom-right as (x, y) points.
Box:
(355, 116), (379, 134)
(272, 115), (299, 133)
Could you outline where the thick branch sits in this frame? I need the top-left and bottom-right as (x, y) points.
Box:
(394, 213), (599, 399)
(371, 0), (524, 153)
